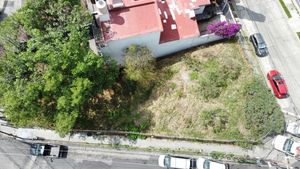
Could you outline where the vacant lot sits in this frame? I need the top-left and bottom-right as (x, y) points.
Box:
(138, 40), (284, 140)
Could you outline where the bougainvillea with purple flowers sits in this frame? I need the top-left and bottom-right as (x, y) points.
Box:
(207, 21), (241, 38)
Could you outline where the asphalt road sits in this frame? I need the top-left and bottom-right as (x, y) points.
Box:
(0, 135), (161, 169)
(243, 0), (300, 116)
(0, 134), (274, 169)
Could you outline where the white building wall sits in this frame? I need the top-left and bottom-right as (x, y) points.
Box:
(100, 32), (223, 65)
(101, 31), (160, 64)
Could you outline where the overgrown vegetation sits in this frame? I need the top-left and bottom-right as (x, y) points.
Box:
(0, 0), (120, 136)
(279, 0), (292, 18)
(0, 1), (284, 140)
(243, 78), (284, 137)
(140, 40), (284, 141)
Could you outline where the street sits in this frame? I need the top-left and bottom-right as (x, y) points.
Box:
(0, 134), (273, 169)
(237, 0), (300, 117)
(0, 134), (160, 169)
(235, 0), (300, 167)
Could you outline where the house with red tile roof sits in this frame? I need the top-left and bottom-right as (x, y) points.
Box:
(86, 0), (228, 64)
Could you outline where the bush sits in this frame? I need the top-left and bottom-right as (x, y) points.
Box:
(243, 78), (285, 137)
(197, 59), (241, 100)
(124, 45), (157, 88)
(207, 21), (241, 38)
(200, 108), (228, 133)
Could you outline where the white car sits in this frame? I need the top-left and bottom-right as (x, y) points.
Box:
(272, 135), (300, 156)
(196, 157), (229, 169)
(158, 155), (196, 169)
(158, 155), (229, 169)
(286, 122), (300, 136)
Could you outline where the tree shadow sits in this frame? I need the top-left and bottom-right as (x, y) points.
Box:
(235, 5), (266, 22)
(74, 74), (154, 138)
(0, 12), (8, 21)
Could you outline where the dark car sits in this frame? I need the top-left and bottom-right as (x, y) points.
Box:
(267, 70), (289, 99)
(250, 33), (268, 57)
(30, 143), (68, 158)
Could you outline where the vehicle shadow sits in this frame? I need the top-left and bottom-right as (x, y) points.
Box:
(235, 4), (266, 22)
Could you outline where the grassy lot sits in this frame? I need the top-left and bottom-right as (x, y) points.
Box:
(279, 0), (292, 18)
(137, 40), (284, 141)
(75, 40), (284, 142)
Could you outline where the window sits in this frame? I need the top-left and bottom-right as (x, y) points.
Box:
(273, 79), (280, 92)
(190, 159), (197, 169)
(203, 160), (210, 169)
(164, 155), (171, 167)
(272, 75), (282, 81)
(283, 139), (294, 153)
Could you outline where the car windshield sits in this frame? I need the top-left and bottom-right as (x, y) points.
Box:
(283, 139), (294, 152)
(164, 156), (171, 167)
(258, 43), (266, 49)
(273, 75), (282, 81)
(190, 158), (197, 168)
(203, 160), (210, 169)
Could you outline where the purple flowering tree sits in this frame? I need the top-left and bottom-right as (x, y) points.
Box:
(207, 21), (241, 38)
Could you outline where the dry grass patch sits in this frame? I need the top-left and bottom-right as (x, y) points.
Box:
(140, 41), (255, 140)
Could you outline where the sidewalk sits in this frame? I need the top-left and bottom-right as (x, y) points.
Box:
(0, 124), (274, 157)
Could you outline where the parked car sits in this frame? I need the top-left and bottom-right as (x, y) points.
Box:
(250, 33), (268, 57)
(30, 143), (68, 158)
(158, 155), (230, 169)
(196, 157), (230, 169)
(267, 70), (289, 99)
(272, 135), (300, 156)
(286, 121), (300, 137)
(158, 155), (196, 169)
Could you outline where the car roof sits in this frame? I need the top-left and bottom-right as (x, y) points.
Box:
(253, 33), (265, 43)
(273, 135), (288, 150)
(169, 156), (191, 168)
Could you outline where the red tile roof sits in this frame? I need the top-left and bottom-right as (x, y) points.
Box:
(158, 0), (211, 43)
(101, 0), (211, 43)
(102, 0), (163, 41)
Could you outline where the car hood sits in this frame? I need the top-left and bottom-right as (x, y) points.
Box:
(272, 135), (287, 151)
(277, 83), (288, 94)
(286, 122), (300, 135)
(158, 155), (165, 167)
(258, 48), (267, 55)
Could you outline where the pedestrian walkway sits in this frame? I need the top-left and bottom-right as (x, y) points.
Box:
(0, 124), (276, 159)
(283, 0), (300, 33)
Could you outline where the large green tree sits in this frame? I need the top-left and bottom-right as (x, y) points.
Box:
(0, 0), (119, 135)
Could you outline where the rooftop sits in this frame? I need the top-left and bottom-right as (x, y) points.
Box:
(101, 0), (163, 41)
(158, 0), (211, 43)
(100, 0), (211, 43)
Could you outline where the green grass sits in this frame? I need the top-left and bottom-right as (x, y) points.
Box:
(279, 0), (292, 18)
(297, 32), (300, 39)
(139, 40), (285, 142)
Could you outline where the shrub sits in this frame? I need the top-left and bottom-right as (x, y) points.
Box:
(200, 108), (228, 133)
(124, 45), (157, 88)
(207, 21), (241, 38)
(197, 59), (241, 100)
(243, 78), (285, 137)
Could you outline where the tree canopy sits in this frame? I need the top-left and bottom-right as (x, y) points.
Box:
(124, 45), (156, 88)
(0, 0), (119, 136)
